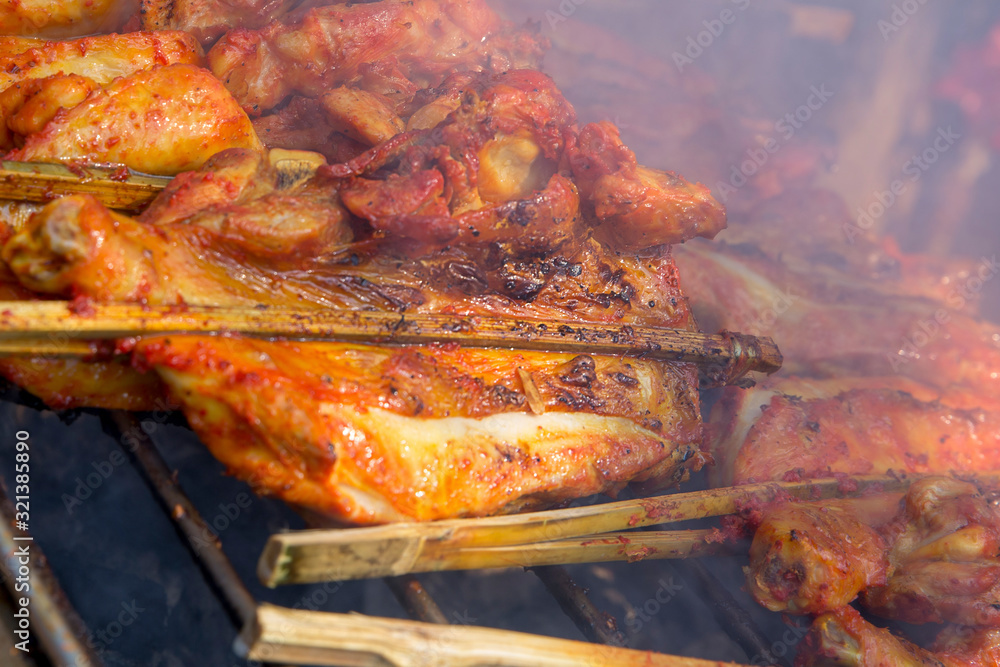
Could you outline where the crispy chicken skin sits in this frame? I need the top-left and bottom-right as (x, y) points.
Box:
(707, 376), (1000, 488)
(746, 495), (896, 614)
(7, 64), (262, 175)
(135, 336), (703, 523)
(207, 0), (545, 116)
(0, 0), (138, 39)
(1, 189), (695, 328)
(800, 606), (1000, 667)
(748, 478), (1000, 627)
(0, 32), (202, 103)
(139, 0), (332, 45)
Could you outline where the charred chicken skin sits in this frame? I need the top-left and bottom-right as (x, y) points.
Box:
(748, 477), (1000, 627)
(134, 336), (703, 524)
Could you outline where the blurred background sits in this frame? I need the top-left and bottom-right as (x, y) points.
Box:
(497, 0), (1000, 320)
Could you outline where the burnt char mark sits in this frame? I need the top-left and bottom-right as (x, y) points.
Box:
(641, 417), (664, 433)
(490, 384), (526, 409)
(554, 389), (604, 411)
(445, 259), (489, 294)
(559, 355), (597, 387)
(507, 199), (538, 228)
(613, 372), (640, 388)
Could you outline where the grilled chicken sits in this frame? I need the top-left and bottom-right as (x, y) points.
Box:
(134, 336), (703, 524)
(0, 32), (262, 175)
(3, 69), (721, 305)
(801, 606), (1000, 667)
(6, 64), (261, 175)
(138, 0), (331, 45)
(0, 0), (138, 38)
(748, 477), (1000, 626)
(676, 236), (1000, 397)
(0, 32), (202, 115)
(207, 0), (545, 116)
(0, 57), (722, 522)
(707, 375), (1000, 488)
(684, 189), (1000, 488)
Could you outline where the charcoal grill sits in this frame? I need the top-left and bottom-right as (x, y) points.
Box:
(0, 381), (798, 666)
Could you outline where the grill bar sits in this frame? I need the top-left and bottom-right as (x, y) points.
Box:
(2, 381), (755, 665)
(99, 410), (257, 628)
(531, 565), (626, 646)
(673, 560), (787, 667)
(384, 576), (449, 625)
(0, 474), (103, 667)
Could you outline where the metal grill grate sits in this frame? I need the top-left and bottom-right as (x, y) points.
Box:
(0, 382), (784, 666)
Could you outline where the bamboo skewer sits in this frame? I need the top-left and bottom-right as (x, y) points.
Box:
(236, 603), (745, 667)
(0, 301), (783, 383)
(0, 153), (326, 210)
(259, 472), (998, 586)
(0, 160), (170, 210)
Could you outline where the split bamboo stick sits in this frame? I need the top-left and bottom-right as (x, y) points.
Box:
(0, 301), (783, 382)
(0, 153), (325, 210)
(235, 603), (745, 667)
(259, 472), (993, 586)
(0, 160), (170, 210)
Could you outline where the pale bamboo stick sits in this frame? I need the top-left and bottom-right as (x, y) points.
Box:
(259, 472), (986, 586)
(0, 160), (169, 210)
(0, 153), (325, 210)
(0, 301), (783, 381)
(235, 603), (746, 667)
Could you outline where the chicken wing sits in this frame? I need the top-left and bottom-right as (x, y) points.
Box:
(748, 478), (1000, 627)
(801, 606), (1000, 667)
(0, 0), (138, 39)
(7, 64), (262, 175)
(0, 32), (202, 104)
